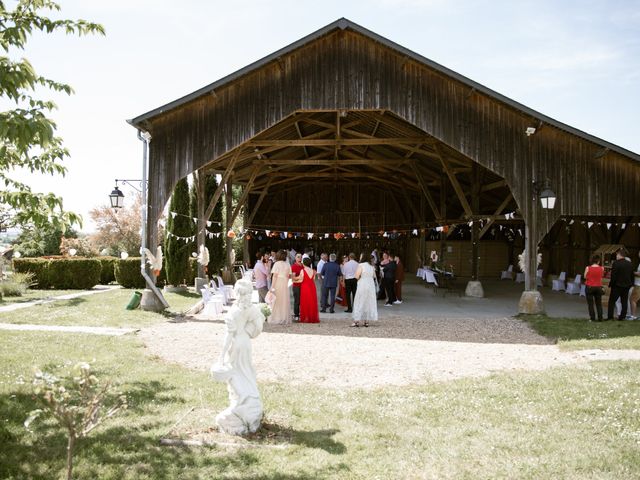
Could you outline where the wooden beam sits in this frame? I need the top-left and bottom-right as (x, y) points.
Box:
(434, 145), (473, 217)
(411, 162), (441, 220)
(479, 192), (513, 238)
(387, 190), (408, 225)
(204, 149), (240, 220)
(480, 179), (507, 192)
(248, 137), (431, 147)
(246, 177), (273, 226)
(230, 166), (260, 226)
(402, 189), (423, 222)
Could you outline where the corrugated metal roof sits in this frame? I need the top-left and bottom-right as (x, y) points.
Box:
(128, 17), (640, 163)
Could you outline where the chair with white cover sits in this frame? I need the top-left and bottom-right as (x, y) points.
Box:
(500, 265), (514, 280)
(579, 284), (586, 297)
(201, 287), (224, 317)
(515, 272), (525, 283)
(536, 269), (544, 287)
(552, 272), (567, 291)
(565, 274), (582, 295)
(209, 279), (228, 305)
(215, 275), (236, 301)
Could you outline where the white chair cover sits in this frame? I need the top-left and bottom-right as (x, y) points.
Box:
(515, 272), (525, 283)
(501, 265), (514, 280)
(201, 287), (224, 316)
(552, 272), (566, 291)
(566, 274), (582, 295)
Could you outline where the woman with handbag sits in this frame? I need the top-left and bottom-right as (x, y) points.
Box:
(584, 254), (604, 322)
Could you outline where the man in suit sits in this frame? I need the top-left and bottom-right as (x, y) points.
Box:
(607, 248), (635, 320)
(380, 251), (397, 306)
(342, 252), (359, 313)
(320, 253), (342, 313)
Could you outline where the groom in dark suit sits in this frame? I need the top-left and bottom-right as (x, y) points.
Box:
(320, 253), (342, 313)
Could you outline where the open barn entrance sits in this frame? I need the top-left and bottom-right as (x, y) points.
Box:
(204, 109), (521, 282)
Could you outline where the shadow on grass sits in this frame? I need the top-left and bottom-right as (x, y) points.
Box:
(523, 314), (640, 342)
(248, 422), (346, 454)
(0, 380), (348, 480)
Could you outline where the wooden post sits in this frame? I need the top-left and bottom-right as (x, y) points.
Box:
(439, 172), (447, 264)
(225, 179), (234, 271)
(194, 171), (206, 279)
(471, 163), (480, 281)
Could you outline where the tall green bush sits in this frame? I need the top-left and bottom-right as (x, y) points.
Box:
(13, 258), (100, 289)
(188, 173), (225, 279)
(97, 257), (117, 284)
(13, 258), (52, 289)
(205, 174), (225, 274)
(114, 258), (165, 288)
(164, 178), (193, 286)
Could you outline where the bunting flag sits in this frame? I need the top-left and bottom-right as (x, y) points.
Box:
(606, 223), (612, 229)
(588, 222), (593, 228)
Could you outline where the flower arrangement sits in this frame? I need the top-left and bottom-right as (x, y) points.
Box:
(260, 304), (272, 320)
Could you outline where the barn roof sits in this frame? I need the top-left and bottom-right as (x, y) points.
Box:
(129, 17), (639, 162)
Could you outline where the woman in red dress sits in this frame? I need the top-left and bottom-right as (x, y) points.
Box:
(299, 257), (320, 323)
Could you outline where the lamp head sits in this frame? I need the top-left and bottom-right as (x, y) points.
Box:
(109, 186), (125, 209)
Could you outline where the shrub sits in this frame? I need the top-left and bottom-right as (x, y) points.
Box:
(47, 259), (101, 289)
(97, 257), (117, 284)
(115, 258), (167, 289)
(25, 362), (127, 480)
(164, 178), (193, 285)
(13, 258), (101, 289)
(115, 258), (146, 288)
(13, 258), (52, 289)
(0, 272), (36, 297)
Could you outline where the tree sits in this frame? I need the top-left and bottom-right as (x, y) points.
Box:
(190, 173), (225, 276)
(164, 178), (193, 285)
(12, 223), (77, 257)
(0, 1), (104, 231)
(89, 193), (143, 256)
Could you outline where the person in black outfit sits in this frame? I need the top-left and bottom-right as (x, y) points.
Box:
(607, 248), (635, 320)
(380, 252), (397, 306)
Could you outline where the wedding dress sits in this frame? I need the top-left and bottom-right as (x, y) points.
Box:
(352, 262), (378, 322)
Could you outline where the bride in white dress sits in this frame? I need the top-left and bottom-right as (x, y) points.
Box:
(351, 254), (379, 327)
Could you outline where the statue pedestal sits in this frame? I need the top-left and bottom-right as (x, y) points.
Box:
(465, 280), (484, 298)
(518, 290), (545, 315)
(195, 277), (207, 292)
(140, 289), (166, 312)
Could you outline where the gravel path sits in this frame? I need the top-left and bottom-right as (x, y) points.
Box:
(138, 314), (640, 389)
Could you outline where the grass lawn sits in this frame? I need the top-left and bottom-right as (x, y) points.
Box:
(0, 288), (201, 328)
(1, 328), (639, 479)
(0, 289), (84, 306)
(525, 315), (640, 351)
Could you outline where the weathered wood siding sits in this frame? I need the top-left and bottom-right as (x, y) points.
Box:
(142, 27), (640, 247)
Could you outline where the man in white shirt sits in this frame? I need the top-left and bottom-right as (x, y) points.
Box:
(342, 252), (359, 313)
(253, 251), (271, 303)
(316, 253), (328, 281)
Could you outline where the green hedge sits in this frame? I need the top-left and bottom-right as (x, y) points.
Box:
(13, 258), (101, 289)
(97, 257), (117, 284)
(115, 258), (146, 288)
(113, 258), (197, 289)
(13, 258), (52, 289)
(114, 258), (168, 288)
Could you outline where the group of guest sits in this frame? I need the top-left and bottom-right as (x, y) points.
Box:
(253, 247), (406, 327)
(584, 247), (640, 321)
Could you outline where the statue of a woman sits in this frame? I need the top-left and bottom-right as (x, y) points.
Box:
(210, 278), (265, 435)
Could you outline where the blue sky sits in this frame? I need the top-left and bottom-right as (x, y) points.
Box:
(13, 0), (640, 231)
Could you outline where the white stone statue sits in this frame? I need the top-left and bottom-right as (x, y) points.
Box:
(210, 278), (265, 435)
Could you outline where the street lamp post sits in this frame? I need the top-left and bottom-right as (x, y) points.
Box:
(519, 178), (556, 314)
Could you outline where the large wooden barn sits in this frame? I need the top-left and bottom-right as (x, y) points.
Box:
(129, 18), (640, 308)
